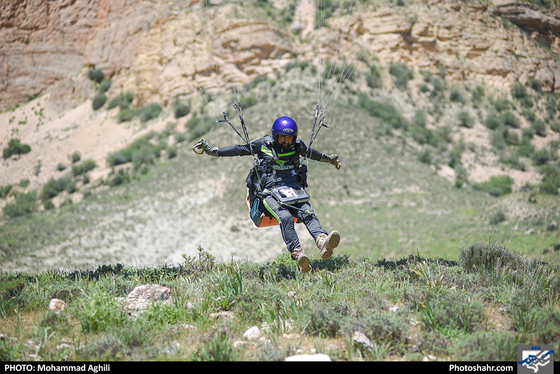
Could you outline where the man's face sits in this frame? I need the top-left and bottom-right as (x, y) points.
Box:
(277, 134), (294, 151)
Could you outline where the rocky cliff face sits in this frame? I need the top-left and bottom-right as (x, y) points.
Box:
(131, 9), (293, 106)
(330, 0), (560, 92)
(0, 0), (155, 110)
(2, 0), (560, 112)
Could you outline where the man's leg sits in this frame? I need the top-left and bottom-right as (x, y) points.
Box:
(262, 196), (311, 273)
(262, 196), (300, 252)
(297, 202), (340, 259)
(296, 202), (327, 241)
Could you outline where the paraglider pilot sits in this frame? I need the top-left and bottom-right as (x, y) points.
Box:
(197, 116), (341, 273)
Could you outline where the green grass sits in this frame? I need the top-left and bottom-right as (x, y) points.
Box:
(0, 244), (558, 361)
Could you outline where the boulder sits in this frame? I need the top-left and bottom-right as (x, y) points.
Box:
(125, 284), (173, 318)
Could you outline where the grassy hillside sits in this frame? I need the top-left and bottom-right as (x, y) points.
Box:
(1, 244), (559, 361)
(2, 62), (560, 271)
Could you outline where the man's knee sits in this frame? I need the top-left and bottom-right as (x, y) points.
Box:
(278, 210), (294, 224)
(298, 204), (315, 220)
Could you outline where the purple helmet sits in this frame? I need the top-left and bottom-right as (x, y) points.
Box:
(271, 116), (298, 143)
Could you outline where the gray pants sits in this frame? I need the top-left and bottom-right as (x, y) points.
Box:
(262, 196), (327, 253)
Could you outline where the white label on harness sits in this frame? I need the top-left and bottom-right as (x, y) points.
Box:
(271, 186), (310, 204)
(278, 187), (297, 198)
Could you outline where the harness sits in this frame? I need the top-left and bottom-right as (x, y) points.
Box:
(244, 136), (314, 227)
(245, 136), (308, 205)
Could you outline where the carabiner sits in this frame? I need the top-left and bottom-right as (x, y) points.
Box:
(192, 140), (204, 154)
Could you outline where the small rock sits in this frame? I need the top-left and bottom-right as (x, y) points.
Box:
(233, 340), (253, 348)
(180, 324), (196, 330)
(259, 336), (272, 345)
(209, 311), (234, 319)
(352, 331), (374, 351)
(285, 353), (332, 361)
(282, 333), (301, 339)
(56, 343), (72, 351)
(243, 326), (262, 341)
(525, 228), (535, 235)
(49, 298), (66, 312)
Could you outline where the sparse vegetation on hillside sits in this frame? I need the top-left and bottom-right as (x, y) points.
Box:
(173, 98), (191, 119)
(473, 176), (514, 197)
(2, 191), (38, 218)
(2, 139), (31, 159)
(107, 131), (168, 172)
(1, 122), (184, 219)
(88, 69), (111, 111)
(86, 69), (105, 84)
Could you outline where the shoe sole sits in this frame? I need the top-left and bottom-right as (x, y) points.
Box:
(298, 255), (311, 273)
(321, 231), (340, 260)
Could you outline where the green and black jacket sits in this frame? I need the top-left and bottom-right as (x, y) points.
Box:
(215, 135), (329, 201)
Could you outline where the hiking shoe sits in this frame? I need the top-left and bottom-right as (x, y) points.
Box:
(316, 230), (340, 259)
(291, 248), (311, 273)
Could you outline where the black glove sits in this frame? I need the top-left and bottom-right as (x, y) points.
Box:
(200, 139), (219, 157)
(320, 153), (341, 169)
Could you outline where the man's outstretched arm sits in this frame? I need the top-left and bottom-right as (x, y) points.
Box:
(309, 148), (341, 169)
(195, 139), (253, 157)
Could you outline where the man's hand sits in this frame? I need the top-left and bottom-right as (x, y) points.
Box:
(323, 153), (341, 169)
(333, 155), (341, 169)
(193, 139), (219, 157)
(330, 154), (341, 170)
